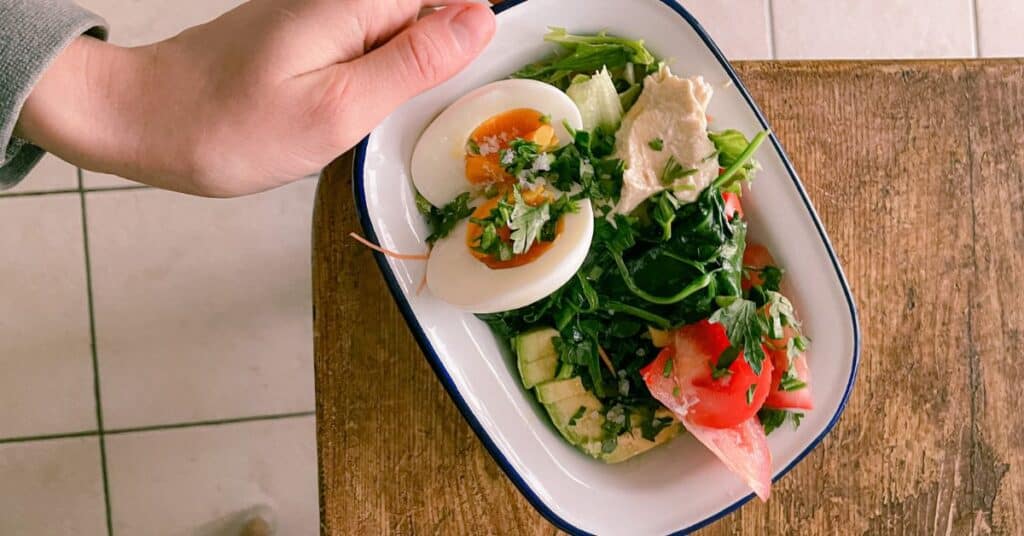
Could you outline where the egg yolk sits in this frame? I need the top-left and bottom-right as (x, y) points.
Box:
(465, 188), (564, 270)
(465, 108), (558, 186)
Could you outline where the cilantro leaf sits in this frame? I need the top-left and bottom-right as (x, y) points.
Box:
(508, 189), (551, 255)
(709, 298), (767, 374)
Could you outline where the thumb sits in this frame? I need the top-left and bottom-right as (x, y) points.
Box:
(329, 3), (495, 136)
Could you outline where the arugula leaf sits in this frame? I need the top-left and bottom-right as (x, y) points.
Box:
(512, 29), (656, 89)
(419, 192), (474, 244)
(709, 298), (767, 374)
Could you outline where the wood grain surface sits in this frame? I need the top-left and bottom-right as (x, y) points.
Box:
(313, 60), (1024, 535)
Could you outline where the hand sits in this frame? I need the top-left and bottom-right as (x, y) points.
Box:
(15, 0), (496, 196)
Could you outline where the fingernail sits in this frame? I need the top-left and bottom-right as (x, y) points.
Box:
(449, 4), (495, 51)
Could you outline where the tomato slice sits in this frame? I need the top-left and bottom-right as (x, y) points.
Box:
(764, 326), (814, 410)
(640, 320), (773, 429)
(723, 191), (744, 221)
(741, 243), (776, 291)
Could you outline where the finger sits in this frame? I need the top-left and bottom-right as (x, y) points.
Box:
(319, 3), (495, 144)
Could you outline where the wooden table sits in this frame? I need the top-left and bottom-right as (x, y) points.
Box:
(313, 60), (1024, 535)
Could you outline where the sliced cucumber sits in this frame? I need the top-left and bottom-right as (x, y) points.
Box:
(536, 377), (586, 404)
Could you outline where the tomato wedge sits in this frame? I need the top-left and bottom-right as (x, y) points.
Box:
(765, 326), (814, 410)
(640, 320), (773, 430)
(641, 321), (774, 501)
(741, 243), (776, 291)
(686, 417), (772, 501)
(723, 191), (744, 221)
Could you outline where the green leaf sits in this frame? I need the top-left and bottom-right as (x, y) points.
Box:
(500, 139), (542, 179)
(648, 138), (664, 151)
(709, 298), (767, 374)
(660, 155), (698, 186)
(758, 408), (804, 435)
(508, 188), (551, 255)
(423, 192), (474, 244)
(712, 130), (768, 191)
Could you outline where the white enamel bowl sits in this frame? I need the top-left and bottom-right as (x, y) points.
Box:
(347, 0), (861, 533)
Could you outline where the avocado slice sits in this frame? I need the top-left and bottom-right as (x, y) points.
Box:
(536, 377), (586, 404)
(519, 355), (558, 389)
(513, 327), (559, 363)
(544, 392), (605, 443)
(513, 326), (680, 463)
(600, 409), (683, 464)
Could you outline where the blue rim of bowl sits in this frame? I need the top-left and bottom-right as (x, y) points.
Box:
(348, 0), (862, 533)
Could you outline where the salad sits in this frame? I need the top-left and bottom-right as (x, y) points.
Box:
(397, 30), (813, 500)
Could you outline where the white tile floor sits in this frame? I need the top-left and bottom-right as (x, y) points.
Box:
(0, 1), (1018, 535)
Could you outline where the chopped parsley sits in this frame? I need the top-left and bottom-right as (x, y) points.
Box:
(759, 408), (804, 435)
(417, 191), (474, 244)
(540, 113), (551, 124)
(500, 139), (542, 179)
(662, 356), (674, 377)
(746, 384), (757, 405)
(568, 405), (587, 426)
(466, 139), (481, 155)
(660, 155), (697, 186)
(648, 138), (664, 151)
(709, 298), (767, 374)
(640, 415), (674, 441)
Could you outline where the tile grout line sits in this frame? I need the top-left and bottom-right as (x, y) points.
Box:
(970, 0), (981, 58)
(105, 411), (317, 436)
(0, 411), (316, 445)
(0, 430), (99, 445)
(766, 0), (778, 60)
(78, 169), (114, 536)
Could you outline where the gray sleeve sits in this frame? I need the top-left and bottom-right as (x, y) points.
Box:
(0, 0), (107, 190)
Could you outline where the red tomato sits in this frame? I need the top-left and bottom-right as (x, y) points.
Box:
(641, 320), (773, 429)
(741, 243), (776, 291)
(723, 192), (744, 221)
(764, 326), (814, 410)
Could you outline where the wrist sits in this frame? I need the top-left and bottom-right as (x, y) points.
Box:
(15, 36), (154, 182)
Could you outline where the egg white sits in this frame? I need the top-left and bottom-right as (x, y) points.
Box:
(411, 79), (584, 208)
(426, 199), (594, 314)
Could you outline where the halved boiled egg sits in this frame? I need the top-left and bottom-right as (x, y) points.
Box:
(410, 79), (593, 314)
(426, 190), (594, 314)
(412, 79), (583, 207)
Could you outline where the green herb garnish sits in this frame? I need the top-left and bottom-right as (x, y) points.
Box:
(648, 138), (664, 151)
(418, 191), (474, 244)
